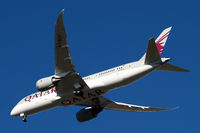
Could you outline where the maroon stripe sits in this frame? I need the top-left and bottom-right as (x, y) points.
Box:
(156, 31), (170, 43)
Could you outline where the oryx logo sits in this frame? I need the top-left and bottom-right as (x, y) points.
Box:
(155, 27), (172, 56)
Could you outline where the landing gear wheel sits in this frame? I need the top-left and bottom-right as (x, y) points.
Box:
(22, 117), (27, 122)
(73, 90), (83, 97)
(73, 83), (85, 97)
(91, 98), (103, 114)
(22, 115), (27, 122)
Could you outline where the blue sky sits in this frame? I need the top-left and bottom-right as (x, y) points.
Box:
(1, 0), (199, 132)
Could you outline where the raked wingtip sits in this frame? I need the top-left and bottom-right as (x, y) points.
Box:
(60, 9), (64, 15)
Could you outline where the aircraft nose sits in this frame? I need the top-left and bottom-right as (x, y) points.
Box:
(10, 106), (19, 116)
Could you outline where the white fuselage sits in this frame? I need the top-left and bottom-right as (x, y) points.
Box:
(10, 61), (159, 117)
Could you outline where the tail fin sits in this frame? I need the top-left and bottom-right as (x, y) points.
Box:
(139, 27), (172, 63)
(158, 63), (190, 72)
(155, 27), (172, 56)
(138, 27), (189, 72)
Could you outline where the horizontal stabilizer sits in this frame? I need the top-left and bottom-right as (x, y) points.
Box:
(145, 38), (161, 64)
(158, 63), (190, 72)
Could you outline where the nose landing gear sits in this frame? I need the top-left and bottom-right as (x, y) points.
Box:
(22, 116), (27, 122)
(20, 113), (27, 122)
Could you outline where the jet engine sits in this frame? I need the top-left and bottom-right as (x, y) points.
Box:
(36, 75), (61, 91)
(76, 107), (103, 122)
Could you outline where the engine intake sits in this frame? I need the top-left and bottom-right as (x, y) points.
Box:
(36, 75), (61, 91)
(76, 107), (103, 123)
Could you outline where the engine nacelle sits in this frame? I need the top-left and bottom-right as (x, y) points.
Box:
(36, 75), (60, 91)
(76, 107), (103, 122)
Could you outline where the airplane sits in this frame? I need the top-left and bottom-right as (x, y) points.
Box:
(10, 9), (189, 123)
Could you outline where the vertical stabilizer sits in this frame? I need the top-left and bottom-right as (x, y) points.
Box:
(139, 27), (172, 63)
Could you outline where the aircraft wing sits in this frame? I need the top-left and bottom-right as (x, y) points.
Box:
(78, 96), (171, 112)
(54, 10), (90, 93)
(55, 9), (75, 74)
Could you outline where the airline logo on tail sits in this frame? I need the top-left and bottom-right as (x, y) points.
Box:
(155, 27), (172, 56)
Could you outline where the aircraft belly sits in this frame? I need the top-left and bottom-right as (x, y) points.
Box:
(85, 79), (105, 90)
(120, 67), (154, 85)
(98, 73), (122, 90)
(101, 65), (155, 90)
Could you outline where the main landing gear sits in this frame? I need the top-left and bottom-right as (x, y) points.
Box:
(91, 98), (103, 116)
(73, 83), (84, 97)
(73, 89), (83, 97)
(20, 113), (27, 122)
